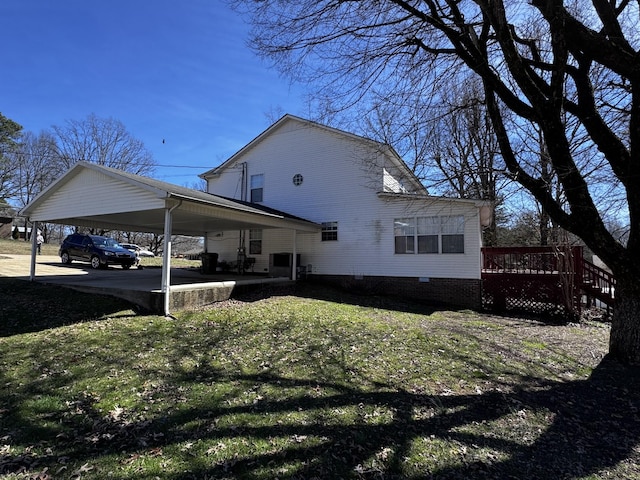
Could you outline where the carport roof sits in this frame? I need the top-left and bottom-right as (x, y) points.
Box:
(19, 162), (320, 236)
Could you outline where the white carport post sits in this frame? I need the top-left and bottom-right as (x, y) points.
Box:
(29, 221), (39, 281)
(291, 229), (297, 281)
(161, 202), (180, 316)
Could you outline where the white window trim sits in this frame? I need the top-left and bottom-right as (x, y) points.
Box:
(250, 174), (264, 203)
(394, 215), (465, 254)
(321, 221), (338, 241)
(249, 229), (262, 255)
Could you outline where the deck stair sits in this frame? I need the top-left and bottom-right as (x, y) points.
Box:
(579, 258), (615, 316)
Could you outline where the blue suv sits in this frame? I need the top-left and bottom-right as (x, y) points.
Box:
(59, 233), (136, 270)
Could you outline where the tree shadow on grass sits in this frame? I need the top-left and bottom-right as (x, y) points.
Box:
(2, 355), (639, 479)
(0, 277), (135, 337)
(168, 356), (640, 479)
(1, 280), (637, 478)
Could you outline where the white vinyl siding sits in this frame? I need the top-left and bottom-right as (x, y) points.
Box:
(206, 120), (382, 220)
(209, 205), (480, 279)
(28, 167), (163, 220)
(206, 117), (483, 280)
(383, 168), (408, 193)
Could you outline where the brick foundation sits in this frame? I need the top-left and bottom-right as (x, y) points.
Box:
(308, 275), (482, 310)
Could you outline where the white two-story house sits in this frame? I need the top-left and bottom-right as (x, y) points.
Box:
(200, 114), (491, 309)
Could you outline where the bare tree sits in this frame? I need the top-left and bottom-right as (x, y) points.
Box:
(184, 178), (208, 193)
(0, 112), (23, 200)
(50, 114), (155, 240)
(235, 0), (640, 364)
(52, 114), (155, 175)
(12, 131), (59, 208)
(10, 131), (61, 242)
(431, 81), (505, 245)
(360, 79), (505, 245)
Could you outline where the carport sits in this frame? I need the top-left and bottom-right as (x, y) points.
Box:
(19, 162), (320, 315)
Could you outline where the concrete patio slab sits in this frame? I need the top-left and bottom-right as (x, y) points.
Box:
(0, 254), (292, 313)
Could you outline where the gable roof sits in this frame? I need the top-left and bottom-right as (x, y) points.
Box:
(19, 162), (320, 235)
(199, 114), (427, 194)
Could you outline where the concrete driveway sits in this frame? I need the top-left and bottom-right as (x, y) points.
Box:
(0, 254), (206, 291)
(0, 254), (292, 313)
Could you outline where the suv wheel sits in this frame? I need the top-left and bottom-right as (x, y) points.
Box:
(90, 255), (102, 270)
(61, 252), (72, 264)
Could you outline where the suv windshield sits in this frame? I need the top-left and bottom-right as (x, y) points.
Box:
(90, 236), (120, 248)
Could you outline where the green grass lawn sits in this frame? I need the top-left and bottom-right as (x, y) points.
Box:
(0, 238), (60, 256)
(1, 248), (639, 478)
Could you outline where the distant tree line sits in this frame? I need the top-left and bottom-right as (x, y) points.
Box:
(0, 112), (156, 245)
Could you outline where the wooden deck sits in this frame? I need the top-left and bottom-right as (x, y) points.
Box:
(482, 246), (615, 319)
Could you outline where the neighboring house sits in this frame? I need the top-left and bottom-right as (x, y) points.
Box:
(10, 225), (33, 240)
(200, 114), (492, 309)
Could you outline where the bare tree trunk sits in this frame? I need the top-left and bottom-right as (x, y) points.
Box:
(609, 277), (640, 365)
(539, 136), (552, 247)
(540, 208), (550, 246)
(483, 221), (498, 246)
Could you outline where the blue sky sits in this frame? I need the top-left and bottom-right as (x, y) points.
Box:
(0, 0), (309, 185)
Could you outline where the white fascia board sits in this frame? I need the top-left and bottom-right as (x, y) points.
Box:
(377, 191), (492, 208)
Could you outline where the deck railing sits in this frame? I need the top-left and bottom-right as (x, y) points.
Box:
(581, 258), (616, 315)
(481, 246), (614, 319)
(482, 246), (582, 274)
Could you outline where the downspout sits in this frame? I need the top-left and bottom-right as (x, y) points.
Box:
(238, 162), (248, 269)
(240, 162), (247, 202)
(162, 200), (182, 317)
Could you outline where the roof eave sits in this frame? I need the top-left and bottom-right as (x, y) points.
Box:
(377, 191), (492, 207)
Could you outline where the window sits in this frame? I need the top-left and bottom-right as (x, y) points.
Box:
(321, 222), (338, 241)
(394, 215), (465, 254)
(441, 216), (465, 253)
(250, 174), (264, 202)
(417, 217), (439, 254)
(292, 173), (304, 186)
(249, 229), (262, 254)
(394, 218), (415, 253)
